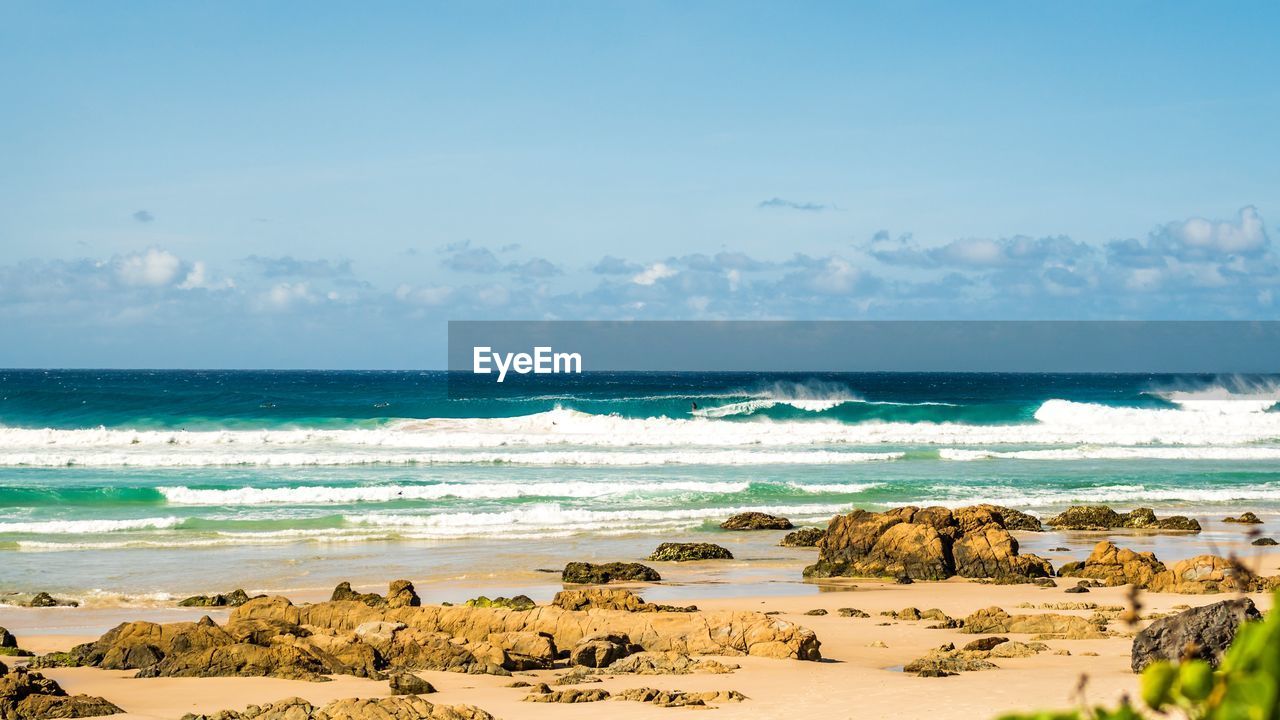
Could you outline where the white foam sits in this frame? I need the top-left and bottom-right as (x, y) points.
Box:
(786, 482), (886, 494)
(919, 483), (1280, 509)
(158, 480), (755, 505)
(939, 447), (1280, 461)
(0, 517), (183, 534)
(0, 448), (903, 468)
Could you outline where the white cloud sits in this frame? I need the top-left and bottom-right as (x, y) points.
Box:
(631, 262), (677, 286)
(177, 261), (234, 291)
(116, 249), (181, 287)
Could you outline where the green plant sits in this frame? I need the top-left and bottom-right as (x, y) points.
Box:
(996, 591), (1280, 720)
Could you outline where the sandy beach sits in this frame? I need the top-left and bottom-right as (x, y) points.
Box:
(3, 510), (1277, 720)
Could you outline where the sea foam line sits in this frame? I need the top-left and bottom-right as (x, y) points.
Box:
(157, 480), (758, 505)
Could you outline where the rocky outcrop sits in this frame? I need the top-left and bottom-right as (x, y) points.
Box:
(550, 588), (695, 613)
(1060, 541), (1274, 593)
(231, 594), (821, 661)
(647, 543), (733, 561)
(595, 652), (738, 675)
(0, 629), (30, 659)
(1131, 598), (1261, 672)
(720, 512), (792, 530)
(524, 688), (610, 703)
(389, 672), (435, 695)
(1046, 506), (1200, 532)
(779, 527), (826, 547)
(902, 644), (999, 675)
(561, 562), (660, 584)
(0, 665), (123, 720)
(180, 696), (494, 720)
(179, 589), (256, 608)
(805, 505), (1054, 582)
(961, 607), (1106, 639)
(1223, 512), (1263, 524)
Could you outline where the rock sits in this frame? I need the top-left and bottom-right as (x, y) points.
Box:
(895, 574), (914, 584)
(550, 588), (694, 613)
(1065, 583), (1091, 594)
(389, 672), (436, 695)
(1223, 512), (1263, 524)
(25, 592), (77, 608)
(720, 512), (793, 530)
(962, 607), (1106, 639)
(962, 637), (1008, 652)
(1057, 541), (1167, 587)
(231, 594), (821, 661)
(988, 641), (1049, 658)
(805, 505), (1054, 582)
(0, 665), (123, 720)
(569, 633), (638, 668)
(804, 609), (828, 616)
(523, 688), (610, 703)
(0, 630), (13, 650)
(614, 687), (747, 707)
(180, 695), (495, 720)
(836, 608), (869, 618)
(1130, 598), (1261, 672)
(600, 652), (738, 675)
(562, 562), (660, 584)
(386, 580), (420, 609)
(179, 589), (256, 608)
(464, 595), (535, 611)
(1148, 555), (1270, 594)
(1253, 537), (1278, 546)
(330, 582), (385, 607)
(903, 646), (999, 674)
(1034, 578), (1058, 587)
(647, 543), (733, 561)
(1046, 505), (1200, 532)
(780, 527), (826, 547)
(916, 668), (957, 677)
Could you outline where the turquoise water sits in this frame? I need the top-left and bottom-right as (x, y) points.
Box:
(2, 370), (1278, 602)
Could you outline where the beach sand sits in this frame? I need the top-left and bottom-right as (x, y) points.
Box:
(3, 539), (1277, 720)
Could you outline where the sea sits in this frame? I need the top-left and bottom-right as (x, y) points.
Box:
(2, 369), (1278, 607)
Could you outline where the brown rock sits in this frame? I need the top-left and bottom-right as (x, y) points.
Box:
(1223, 511), (1263, 524)
(180, 695), (495, 720)
(961, 636), (1008, 652)
(561, 562), (660, 584)
(779, 527), (826, 547)
(961, 607), (1106, 639)
(647, 543), (733, 561)
(523, 688), (610, 703)
(0, 666), (123, 720)
(720, 512), (793, 530)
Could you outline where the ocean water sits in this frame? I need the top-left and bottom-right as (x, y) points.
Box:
(2, 369), (1279, 604)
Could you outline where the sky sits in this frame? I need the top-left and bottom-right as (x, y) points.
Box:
(1, 1), (1278, 368)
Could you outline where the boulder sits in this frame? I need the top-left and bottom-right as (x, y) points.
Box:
(562, 562), (660, 584)
(523, 688), (610, 703)
(386, 580), (421, 609)
(599, 652), (738, 675)
(961, 636), (1008, 652)
(1223, 512), (1263, 524)
(178, 589), (255, 608)
(180, 695), (495, 720)
(720, 512), (793, 530)
(569, 633), (639, 668)
(1061, 541), (1273, 593)
(614, 687), (747, 706)
(647, 543), (733, 561)
(1046, 505), (1200, 532)
(1131, 598), (1261, 672)
(903, 645), (998, 674)
(1057, 541), (1167, 587)
(388, 672), (435, 695)
(805, 505), (1053, 582)
(0, 666), (123, 720)
(329, 582), (385, 607)
(1253, 537), (1278, 546)
(779, 527), (826, 547)
(25, 592), (77, 608)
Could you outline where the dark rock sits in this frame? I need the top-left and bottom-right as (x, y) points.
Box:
(550, 588), (694, 613)
(1131, 598), (1261, 672)
(389, 671), (436, 695)
(803, 609), (828, 616)
(25, 592), (77, 608)
(720, 512), (793, 531)
(562, 562), (660, 584)
(1223, 512), (1263, 524)
(464, 595), (535, 610)
(647, 543), (733, 562)
(895, 574), (914, 584)
(961, 636), (1008, 652)
(836, 608), (869, 618)
(916, 668), (958, 677)
(1064, 584), (1090, 594)
(179, 589), (255, 608)
(1049, 547), (1071, 552)
(1034, 578), (1058, 587)
(1046, 505), (1200, 532)
(0, 628), (16, 649)
(779, 527), (826, 547)
(330, 581), (385, 607)
(523, 688), (611, 703)
(1252, 537), (1278, 546)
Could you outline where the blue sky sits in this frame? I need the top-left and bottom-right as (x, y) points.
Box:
(2, 1), (1278, 367)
